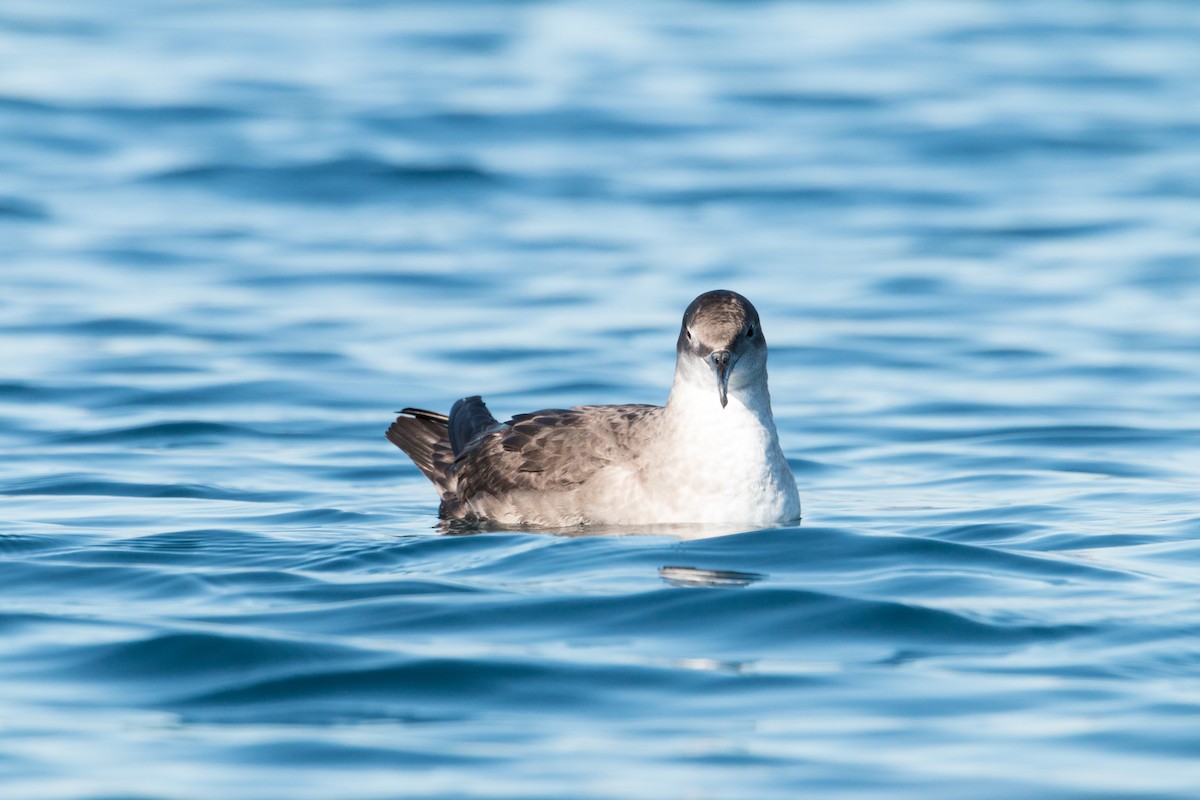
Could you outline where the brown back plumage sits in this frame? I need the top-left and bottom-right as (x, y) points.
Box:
(453, 404), (658, 499)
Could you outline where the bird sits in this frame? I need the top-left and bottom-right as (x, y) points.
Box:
(386, 289), (800, 528)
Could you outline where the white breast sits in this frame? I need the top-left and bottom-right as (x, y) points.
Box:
(623, 376), (800, 525)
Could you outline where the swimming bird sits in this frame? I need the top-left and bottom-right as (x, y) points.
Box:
(387, 290), (800, 527)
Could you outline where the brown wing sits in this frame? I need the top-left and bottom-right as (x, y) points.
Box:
(450, 403), (662, 502)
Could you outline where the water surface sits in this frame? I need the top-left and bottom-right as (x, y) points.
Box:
(2, 1), (1200, 798)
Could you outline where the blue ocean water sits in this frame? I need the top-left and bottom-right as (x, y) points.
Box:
(2, 1), (1200, 797)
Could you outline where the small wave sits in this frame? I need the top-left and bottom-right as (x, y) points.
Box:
(89, 246), (203, 267)
(57, 421), (265, 446)
(97, 528), (280, 558)
(675, 527), (1130, 586)
(878, 423), (1177, 448)
(2, 560), (210, 602)
(905, 125), (1148, 160)
(0, 94), (60, 114)
(645, 185), (850, 207)
(364, 108), (687, 142)
(62, 317), (179, 336)
(729, 90), (884, 109)
(62, 630), (375, 691)
(0, 196), (48, 221)
(88, 102), (247, 125)
(911, 220), (1132, 245)
(253, 577), (1086, 658)
(99, 380), (327, 409)
(147, 156), (499, 204)
(249, 508), (386, 526)
(934, 522), (1053, 546)
(0, 473), (296, 503)
(0, 380), (66, 400)
(230, 738), (484, 769)
(170, 652), (740, 724)
(0, 532), (79, 557)
(232, 271), (485, 293)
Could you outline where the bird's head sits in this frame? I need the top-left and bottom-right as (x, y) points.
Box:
(675, 290), (768, 409)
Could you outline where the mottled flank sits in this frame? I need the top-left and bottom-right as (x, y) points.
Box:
(395, 399), (664, 521)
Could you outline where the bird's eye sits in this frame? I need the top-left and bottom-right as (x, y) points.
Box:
(685, 328), (693, 341)
(746, 325), (756, 338)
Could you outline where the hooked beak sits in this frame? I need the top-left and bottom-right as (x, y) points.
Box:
(708, 350), (735, 408)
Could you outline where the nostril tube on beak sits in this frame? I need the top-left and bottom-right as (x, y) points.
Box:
(709, 350), (733, 408)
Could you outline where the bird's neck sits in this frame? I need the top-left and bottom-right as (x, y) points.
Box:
(664, 368), (776, 430)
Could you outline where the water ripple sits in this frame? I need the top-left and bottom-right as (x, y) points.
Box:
(148, 157), (500, 204)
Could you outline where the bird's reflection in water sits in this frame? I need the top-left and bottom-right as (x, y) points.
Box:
(658, 565), (765, 588)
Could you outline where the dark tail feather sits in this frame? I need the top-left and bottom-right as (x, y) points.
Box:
(399, 407), (449, 425)
(448, 395), (500, 454)
(387, 408), (454, 491)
